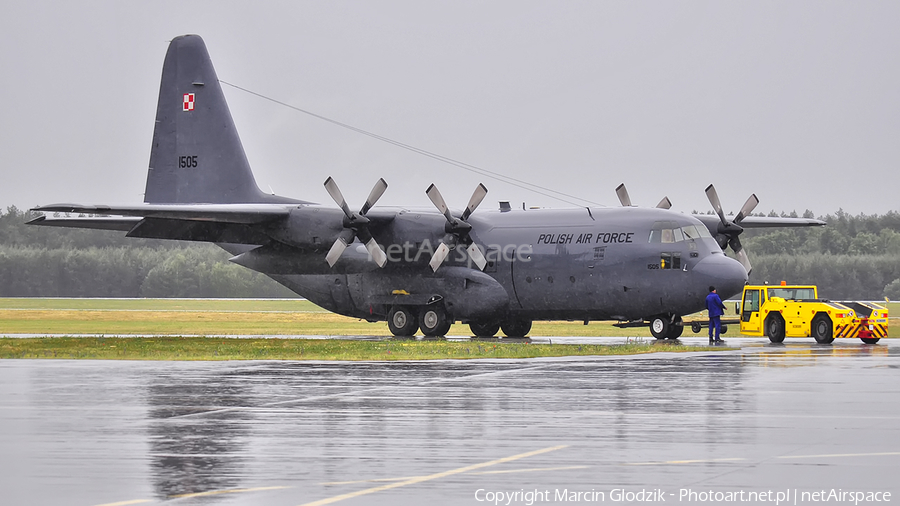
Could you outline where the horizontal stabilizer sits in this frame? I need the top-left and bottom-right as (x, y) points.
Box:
(31, 203), (294, 225)
(26, 215), (141, 232)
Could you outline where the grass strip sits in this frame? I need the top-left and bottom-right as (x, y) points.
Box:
(0, 337), (721, 361)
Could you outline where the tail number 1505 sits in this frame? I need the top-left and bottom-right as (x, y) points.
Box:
(178, 155), (198, 168)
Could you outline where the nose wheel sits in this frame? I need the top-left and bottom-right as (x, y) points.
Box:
(650, 315), (683, 339)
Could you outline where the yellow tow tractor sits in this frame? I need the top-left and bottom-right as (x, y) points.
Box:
(738, 282), (889, 344)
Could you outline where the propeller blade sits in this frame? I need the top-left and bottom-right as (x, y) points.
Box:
(429, 242), (452, 272)
(734, 194), (759, 224)
(425, 184), (455, 224)
(656, 196), (672, 210)
(466, 243), (488, 271)
(461, 183), (488, 221)
(704, 184), (728, 227)
(615, 183), (632, 207)
(324, 177), (352, 218)
(728, 235), (752, 274)
(325, 234), (351, 267)
(733, 247), (752, 274)
(425, 183), (448, 213)
(360, 178), (388, 215)
(364, 237), (388, 268)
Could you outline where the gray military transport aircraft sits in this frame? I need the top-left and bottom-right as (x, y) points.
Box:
(28, 35), (824, 339)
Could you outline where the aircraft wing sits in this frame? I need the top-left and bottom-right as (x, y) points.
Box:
(730, 216), (826, 228)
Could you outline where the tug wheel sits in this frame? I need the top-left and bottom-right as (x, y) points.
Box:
(811, 314), (835, 344)
(765, 314), (785, 343)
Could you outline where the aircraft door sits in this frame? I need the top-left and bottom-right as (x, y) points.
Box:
(741, 289), (762, 332)
(510, 241), (595, 312)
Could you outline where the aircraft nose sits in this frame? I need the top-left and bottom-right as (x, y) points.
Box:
(693, 253), (748, 299)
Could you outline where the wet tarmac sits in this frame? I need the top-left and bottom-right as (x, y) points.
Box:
(1, 337), (898, 506)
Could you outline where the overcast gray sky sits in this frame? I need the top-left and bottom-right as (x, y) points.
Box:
(2, 1), (898, 216)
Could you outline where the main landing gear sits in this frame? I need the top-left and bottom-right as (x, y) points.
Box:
(469, 319), (532, 338)
(388, 304), (454, 337)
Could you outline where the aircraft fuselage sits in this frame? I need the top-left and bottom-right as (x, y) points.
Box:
(238, 204), (748, 324)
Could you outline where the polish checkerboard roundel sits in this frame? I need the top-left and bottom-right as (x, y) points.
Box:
(183, 93), (195, 111)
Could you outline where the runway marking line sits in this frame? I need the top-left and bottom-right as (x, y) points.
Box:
(777, 451), (900, 459)
(93, 500), (152, 506)
(321, 476), (420, 486)
(320, 465), (588, 485)
(168, 485), (291, 499)
(469, 465), (589, 475)
(623, 458), (746, 466)
(93, 486), (292, 505)
(299, 445), (568, 506)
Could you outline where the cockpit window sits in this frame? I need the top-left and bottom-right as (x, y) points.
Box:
(681, 225), (700, 240)
(649, 222), (713, 243)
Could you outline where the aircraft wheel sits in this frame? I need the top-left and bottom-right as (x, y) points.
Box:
(666, 316), (684, 339)
(861, 337), (880, 344)
(811, 314), (835, 344)
(649, 316), (670, 339)
(388, 306), (418, 337)
(470, 322), (500, 337)
(691, 321), (702, 334)
(420, 306), (451, 337)
(501, 320), (532, 337)
(765, 314), (785, 343)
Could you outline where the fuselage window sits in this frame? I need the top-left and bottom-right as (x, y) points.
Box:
(660, 252), (681, 269)
(661, 229), (675, 243)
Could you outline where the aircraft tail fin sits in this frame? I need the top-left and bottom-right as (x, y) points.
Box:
(145, 35), (294, 204)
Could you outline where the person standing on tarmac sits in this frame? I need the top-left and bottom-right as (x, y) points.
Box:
(706, 286), (727, 344)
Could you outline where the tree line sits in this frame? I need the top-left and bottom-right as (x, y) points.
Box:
(1, 206), (899, 299)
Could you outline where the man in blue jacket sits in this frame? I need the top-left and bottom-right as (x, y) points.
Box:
(706, 286), (727, 344)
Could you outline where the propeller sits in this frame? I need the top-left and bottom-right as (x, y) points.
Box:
(615, 183), (632, 207)
(704, 184), (759, 273)
(323, 177), (388, 268)
(615, 183), (671, 209)
(425, 183), (489, 272)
